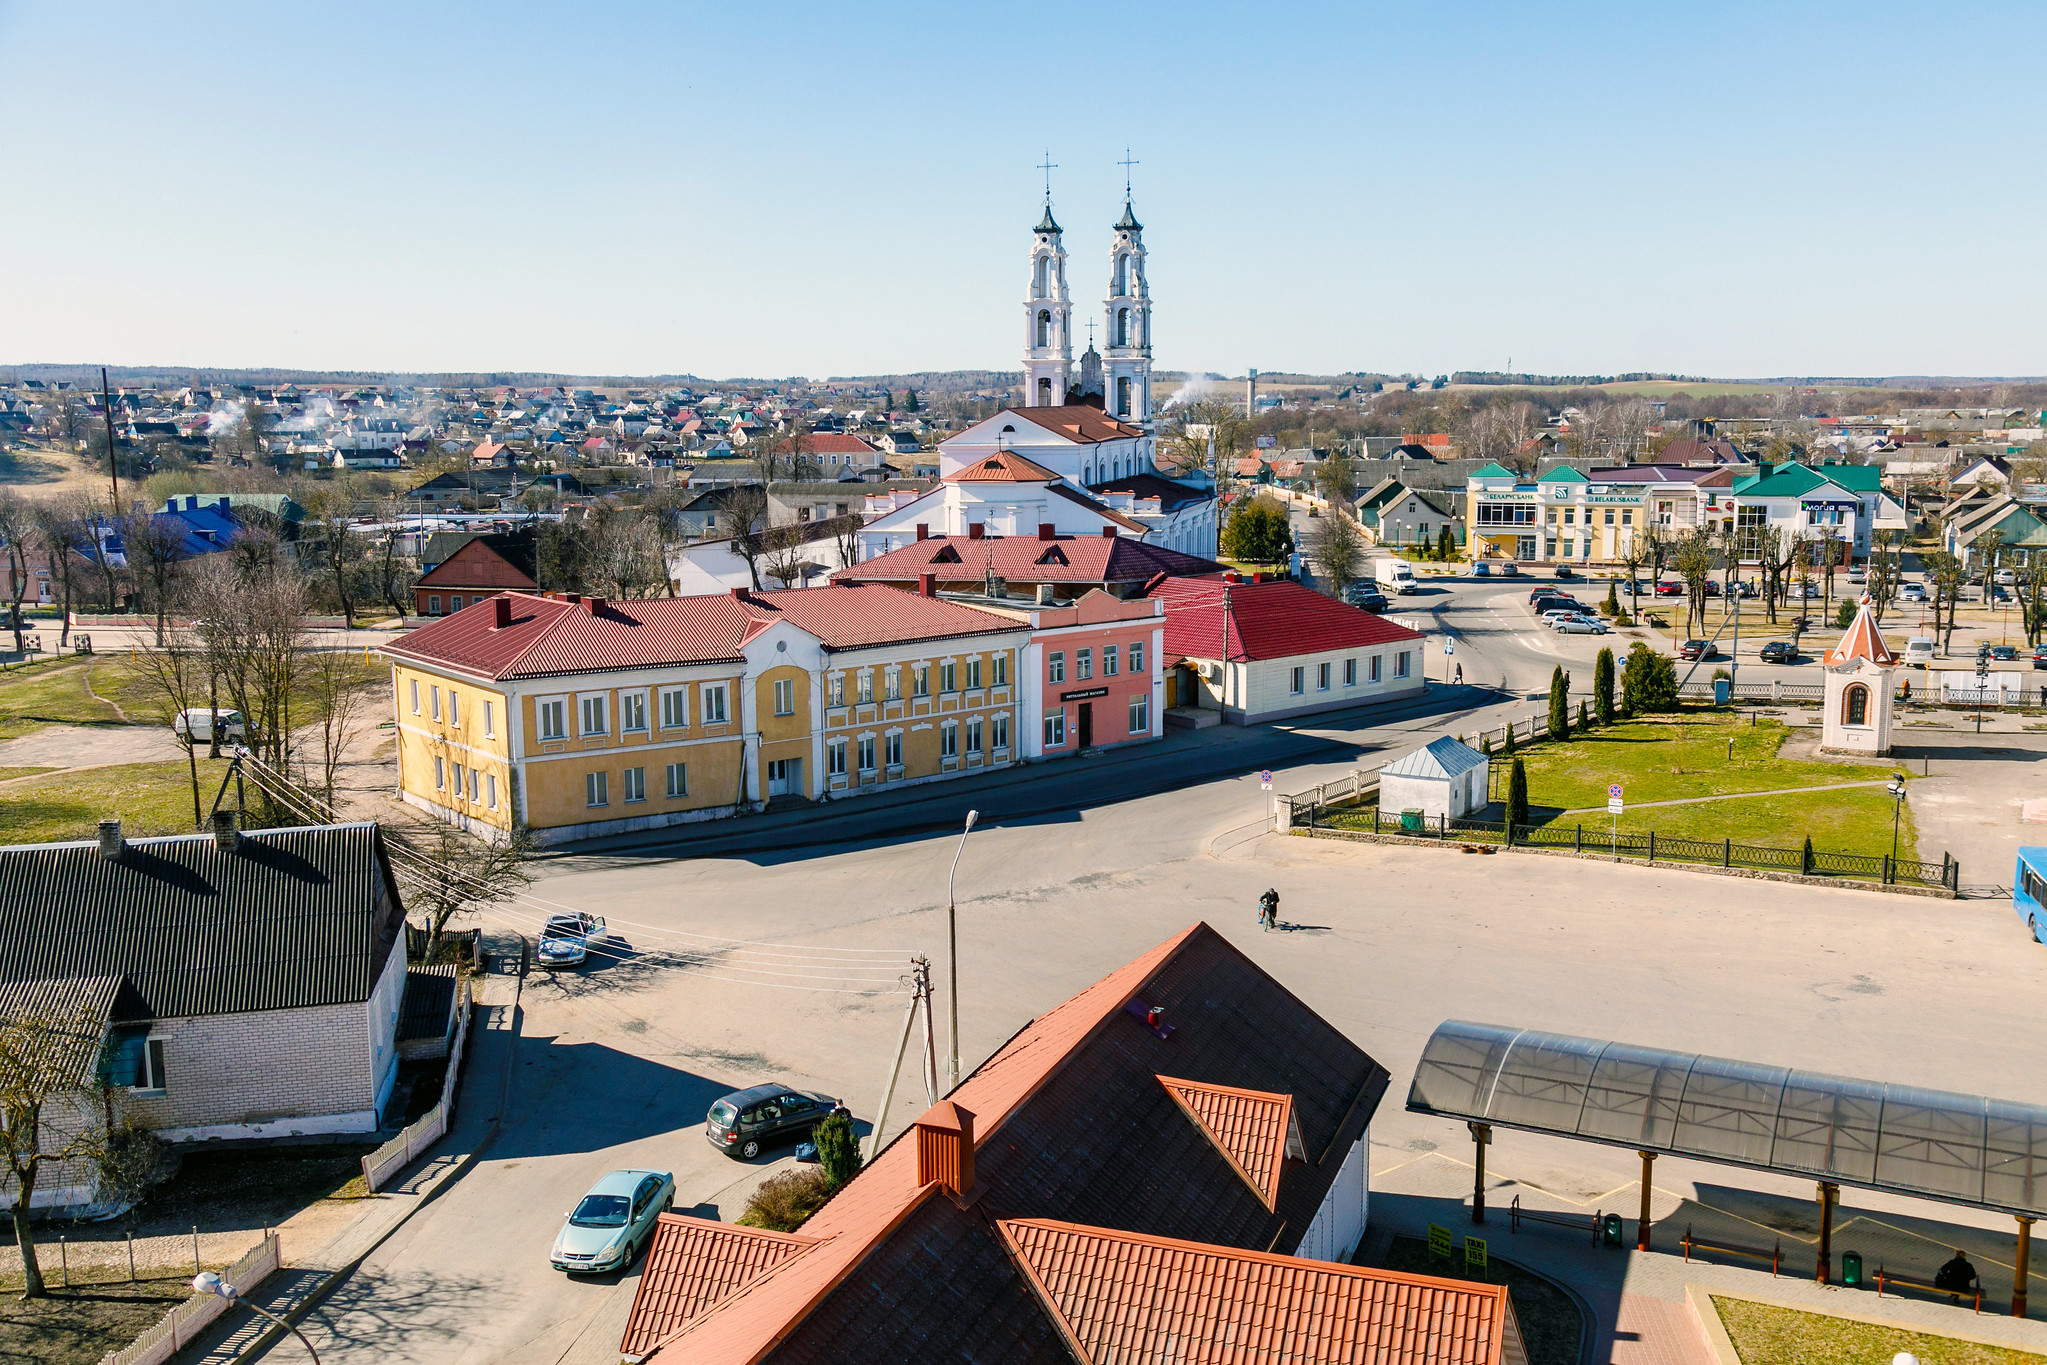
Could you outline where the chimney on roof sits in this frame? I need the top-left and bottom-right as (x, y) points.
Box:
(1224, 572), (1239, 584)
(915, 523), (929, 541)
(583, 596), (605, 616)
(492, 596), (512, 629)
(730, 586), (746, 600)
(1038, 523), (1055, 541)
(968, 523), (985, 540)
(1036, 583), (1056, 606)
(919, 573), (936, 598)
(98, 818), (123, 860)
(1101, 526), (1116, 538)
(211, 809), (239, 852)
(564, 591), (581, 604)
(913, 1101), (976, 1200)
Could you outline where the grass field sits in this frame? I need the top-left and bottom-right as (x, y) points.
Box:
(0, 655), (159, 739)
(0, 757), (236, 844)
(1712, 1296), (2043, 1365)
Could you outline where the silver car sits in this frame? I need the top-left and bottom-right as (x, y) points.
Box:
(537, 912), (606, 970)
(1553, 616), (1610, 634)
(550, 1168), (674, 1274)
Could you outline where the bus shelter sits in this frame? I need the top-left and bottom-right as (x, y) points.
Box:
(1407, 1020), (2044, 1315)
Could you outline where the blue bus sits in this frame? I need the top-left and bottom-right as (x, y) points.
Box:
(2016, 848), (2047, 944)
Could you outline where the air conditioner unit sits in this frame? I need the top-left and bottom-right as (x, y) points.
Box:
(1202, 662), (1223, 682)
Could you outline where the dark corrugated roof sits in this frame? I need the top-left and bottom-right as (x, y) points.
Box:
(398, 965), (458, 1042)
(0, 823), (406, 1022)
(0, 976), (121, 1085)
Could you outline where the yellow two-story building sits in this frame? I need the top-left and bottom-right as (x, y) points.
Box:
(382, 584), (1033, 845)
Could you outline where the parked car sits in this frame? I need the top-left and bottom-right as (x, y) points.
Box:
(1554, 616), (1610, 634)
(1996, 568), (2018, 585)
(706, 1085), (843, 1160)
(1654, 581), (1684, 597)
(1678, 639), (1720, 661)
(173, 708), (246, 743)
(550, 1169), (674, 1274)
(1495, 561), (1520, 576)
(1471, 561), (1493, 577)
(537, 912), (607, 969)
(2033, 646), (2047, 670)
(1993, 645), (2020, 662)
(1349, 589), (1388, 612)
(1759, 640), (1802, 663)
(1904, 637), (1936, 668)
(1702, 581), (1721, 597)
(1792, 581), (1819, 599)
(1901, 583), (1927, 602)
(1539, 609), (1585, 624)
(1553, 565), (1578, 580)
(1847, 566), (1868, 583)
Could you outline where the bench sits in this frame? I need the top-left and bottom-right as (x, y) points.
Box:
(1876, 1265), (1983, 1314)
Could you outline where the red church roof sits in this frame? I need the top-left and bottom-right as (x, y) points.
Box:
(1150, 577), (1425, 663)
(1824, 596), (1899, 667)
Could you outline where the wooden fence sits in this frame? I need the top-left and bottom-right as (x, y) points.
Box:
(361, 975), (473, 1192)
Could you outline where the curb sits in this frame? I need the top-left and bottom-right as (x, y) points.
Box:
(225, 954), (525, 1363)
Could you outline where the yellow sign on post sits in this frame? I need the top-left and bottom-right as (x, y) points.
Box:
(1427, 1224), (1454, 1260)
(1464, 1235), (1488, 1278)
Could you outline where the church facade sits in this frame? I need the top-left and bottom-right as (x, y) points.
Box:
(1021, 191), (1153, 422)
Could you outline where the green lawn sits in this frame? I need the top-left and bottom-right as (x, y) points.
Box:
(1712, 1296), (2043, 1365)
(0, 656), (138, 739)
(0, 757), (236, 845)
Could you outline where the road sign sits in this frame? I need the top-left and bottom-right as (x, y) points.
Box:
(1608, 798), (1623, 814)
(1464, 1235), (1488, 1277)
(1608, 783), (1623, 799)
(1443, 639), (1455, 655)
(1260, 770), (1272, 791)
(1428, 1224), (1454, 1260)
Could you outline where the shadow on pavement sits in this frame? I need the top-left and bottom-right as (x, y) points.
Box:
(495, 1039), (732, 1162)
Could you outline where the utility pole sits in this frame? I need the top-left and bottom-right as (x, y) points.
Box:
(101, 367), (120, 511)
(869, 957), (934, 1162)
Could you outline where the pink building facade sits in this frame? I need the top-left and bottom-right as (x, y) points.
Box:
(1018, 590), (1166, 757)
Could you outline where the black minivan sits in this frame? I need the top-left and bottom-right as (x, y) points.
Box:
(705, 1085), (841, 1160)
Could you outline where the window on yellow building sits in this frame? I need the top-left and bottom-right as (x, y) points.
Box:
(410, 680), (420, 714)
(586, 771), (609, 807)
(859, 672), (873, 704)
(941, 721), (958, 758)
(993, 713), (1009, 752)
(993, 653), (1008, 686)
(660, 687), (687, 729)
(451, 762), (464, 800)
(828, 674), (845, 707)
(430, 686), (442, 721)
(539, 698), (566, 741)
(703, 685), (728, 724)
(449, 691), (460, 725)
(965, 658), (981, 689)
(828, 739), (847, 776)
(433, 756), (445, 790)
(623, 767), (646, 802)
(621, 693), (647, 732)
(486, 774), (498, 810)
(940, 662), (956, 693)
(774, 679), (795, 716)
(483, 700), (495, 737)
(966, 718), (982, 755)
(857, 736), (875, 772)
(885, 731), (903, 767)
(666, 762), (687, 798)
(885, 669), (901, 701)
(580, 696), (607, 736)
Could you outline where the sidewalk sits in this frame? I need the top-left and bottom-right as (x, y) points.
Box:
(1372, 1146), (2047, 1364)
(170, 966), (525, 1365)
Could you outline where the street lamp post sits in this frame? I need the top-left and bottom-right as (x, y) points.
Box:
(1886, 774), (1908, 862)
(944, 809), (979, 1094)
(193, 1272), (321, 1364)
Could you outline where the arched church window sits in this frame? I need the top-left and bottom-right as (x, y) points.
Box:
(1117, 377), (1131, 417)
(1844, 683), (1869, 726)
(1036, 311), (1050, 348)
(1033, 257), (1047, 297)
(1115, 256), (1127, 294)
(1116, 309), (1129, 348)
(1036, 378), (1051, 405)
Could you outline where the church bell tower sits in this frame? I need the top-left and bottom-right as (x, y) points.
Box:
(1103, 187), (1152, 423)
(1022, 166), (1072, 408)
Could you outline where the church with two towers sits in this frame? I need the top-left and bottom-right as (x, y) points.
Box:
(1022, 185), (1153, 422)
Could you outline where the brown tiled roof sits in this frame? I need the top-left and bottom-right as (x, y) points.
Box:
(621, 1218), (816, 1360)
(1008, 405), (1147, 444)
(834, 534), (1221, 589)
(1158, 1075), (1298, 1210)
(948, 450), (1062, 483)
(639, 924), (1399, 1364)
(1000, 1219), (1523, 1365)
(383, 584), (1025, 682)
(1824, 598), (1899, 667)
(414, 534), (538, 591)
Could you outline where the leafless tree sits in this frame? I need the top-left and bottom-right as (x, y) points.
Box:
(367, 497), (418, 618)
(759, 521), (814, 589)
(1755, 525), (1796, 625)
(302, 645), (372, 812)
(1673, 529), (1715, 637)
(124, 624), (209, 826)
(1613, 399), (1652, 463)
(392, 825), (536, 957)
(302, 488), (366, 625)
(184, 555), (309, 793)
(2, 997), (124, 1299)
(831, 513), (862, 570)
(586, 504), (669, 599)
(1309, 512), (1365, 596)
(120, 508), (188, 646)
(0, 491), (33, 655)
(1865, 529), (1903, 624)
(725, 485), (771, 590)
(27, 498), (84, 648)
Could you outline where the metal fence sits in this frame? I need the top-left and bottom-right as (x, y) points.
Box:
(362, 975), (473, 1192)
(97, 1231), (280, 1365)
(1291, 801), (1957, 892)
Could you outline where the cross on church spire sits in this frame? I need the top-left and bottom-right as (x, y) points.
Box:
(1037, 151), (1058, 205)
(1118, 148), (1139, 200)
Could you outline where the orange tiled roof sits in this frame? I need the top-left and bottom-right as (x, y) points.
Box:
(620, 1218), (817, 1360)
(999, 1218), (1523, 1365)
(1158, 1075), (1300, 1210)
(1824, 596), (1899, 667)
(1009, 405), (1147, 444)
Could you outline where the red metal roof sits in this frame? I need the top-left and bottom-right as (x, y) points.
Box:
(1158, 1075), (1296, 1210)
(835, 534), (1221, 589)
(414, 537), (537, 591)
(1150, 577), (1425, 663)
(999, 1219), (1519, 1365)
(1824, 597), (1899, 667)
(621, 1219), (816, 1360)
(769, 432), (878, 456)
(382, 584), (1026, 682)
(947, 449), (1062, 483)
(1008, 405), (1147, 444)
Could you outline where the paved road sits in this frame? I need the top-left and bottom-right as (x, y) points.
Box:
(267, 670), (2047, 1363)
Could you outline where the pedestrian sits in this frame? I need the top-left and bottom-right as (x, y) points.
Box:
(1258, 887), (1279, 932)
(1454, 663), (1464, 685)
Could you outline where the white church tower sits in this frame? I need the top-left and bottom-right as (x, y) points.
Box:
(1102, 194), (1152, 423)
(1023, 194), (1073, 408)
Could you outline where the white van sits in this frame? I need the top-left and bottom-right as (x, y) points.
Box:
(1904, 638), (1936, 669)
(1378, 560), (1419, 594)
(173, 708), (246, 742)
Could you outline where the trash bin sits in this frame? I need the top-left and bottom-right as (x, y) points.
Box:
(1602, 1213), (1623, 1247)
(1842, 1250), (1863, 1287)
(1400, 809), (1424, 833)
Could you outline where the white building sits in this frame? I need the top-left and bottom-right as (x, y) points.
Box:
(1378, 736), (1490, 822)
(1820, 598), (1897, 755)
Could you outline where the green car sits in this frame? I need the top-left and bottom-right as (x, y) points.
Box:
(550, 1168), (674, 1274)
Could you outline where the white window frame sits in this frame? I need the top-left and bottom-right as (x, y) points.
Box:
(993, 712), (1010, 752)
(702, 684), (728, 725)
(1290, 667), (1305, 696)
(666, 762), (688, 797)
(586, 770), (610, 807)
(1076, 648), (1093, 681)
(623, 766), (647, 802)
(1369, 655), (1382, 684)
(993, 653), (1008, 686)
(965, 657), (982, 689)
(1044, 710), (1066, 748)
(433, 755), (445, 791)
(430, 686), (442, 721)
(1396, 651), (1411, 679)
(858, 671), (874, 704)
(660, 686), (688, 730)
(1102, 645), (1118, 677)
(485, 774), (498, 810)
(1317, 661), (1331, 691)
(409, 679), (420, 714)
(1128, 641), (1143, 674)
(620, 691), (648, 733)
(885, 730), (903, 768)
(827, 738), (848, 776)
(775, 677), (796, 716)
(1047, 651), (1065, 684)
(1344, 658), (1357, 687)
(483, 699), (495, 737)
(941, 720), (958, 758)
(537, 695), (567, 742)
(966, 717), (982, 755)
(448, 691), (460, 725)
(857, 734), (877, 773)
(579, 693), (609, 737)
(1129, 693), (1149, 733)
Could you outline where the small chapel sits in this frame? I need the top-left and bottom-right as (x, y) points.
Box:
(1820, 593), (1898, 755)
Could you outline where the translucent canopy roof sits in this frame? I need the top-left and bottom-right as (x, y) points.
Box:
(1407, 1021), (2047, 1218)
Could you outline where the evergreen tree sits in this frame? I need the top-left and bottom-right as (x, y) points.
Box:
(814, 1110), (862, 1189)
(1437, 525), (1455, 561)
(1548, 666), (1571, 741)
(1579, 700), (1590, 731)
(1480, 732), (1492, 757)
(1504, 757), (1528, 839)
(1501, 720), (1516, 755)
(1604, 578), (1620, 616)
(905, 388), (919, 412)
(1594, 646), (1616, 725)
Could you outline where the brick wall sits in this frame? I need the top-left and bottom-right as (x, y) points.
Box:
(120, 998), (378, 1140)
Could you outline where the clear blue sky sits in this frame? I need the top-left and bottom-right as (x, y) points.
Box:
(3, 1), (2040, 381)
